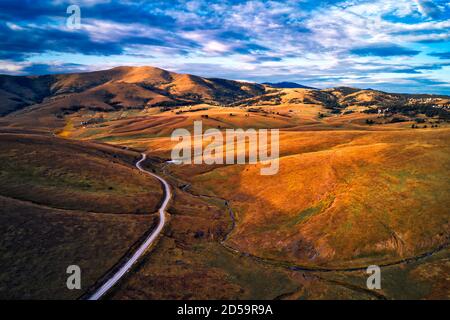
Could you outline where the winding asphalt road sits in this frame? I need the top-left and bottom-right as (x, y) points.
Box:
(88, 153), (171, 300)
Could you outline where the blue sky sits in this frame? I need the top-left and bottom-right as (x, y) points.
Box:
(0, 0), (449, 94)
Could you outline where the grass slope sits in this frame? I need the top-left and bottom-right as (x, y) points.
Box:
(0, 131), (163, 299)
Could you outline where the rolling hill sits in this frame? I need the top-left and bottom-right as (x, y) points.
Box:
(0, 66), (449, 299)
(0, 130), (164, 299)
(1, 66), (448, 131)
(0, 66), (265, 120)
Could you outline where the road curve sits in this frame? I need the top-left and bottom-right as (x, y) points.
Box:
(88, 153), (171, 300)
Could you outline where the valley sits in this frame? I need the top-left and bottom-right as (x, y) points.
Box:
(0, 66), (449, 299)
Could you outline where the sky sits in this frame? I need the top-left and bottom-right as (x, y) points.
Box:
(0, 0), (449, 94)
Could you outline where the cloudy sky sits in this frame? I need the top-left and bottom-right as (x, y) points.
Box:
(1, 0), (449, 94)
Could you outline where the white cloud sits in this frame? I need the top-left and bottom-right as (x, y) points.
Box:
(6, 22), (24, 31)
(203, 41), (231, 53)
(80, 19), (163, 42)
(0, 61), (25, 73)
(414, 0), (443, 18)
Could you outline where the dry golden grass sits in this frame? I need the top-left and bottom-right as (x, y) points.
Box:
(0, 195), (156, 299)
(0, 132), (162, 214)
(189, 128), (450, 268)
(108, 185), (375, 300)
(59, 102), (450, 271)
(0, 130), (165, 299)
(2, 67), (449, 299)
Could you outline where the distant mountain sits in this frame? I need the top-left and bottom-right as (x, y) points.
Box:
(1, 66), (449, 130)
(0, 66), (266, 117)
(323, 87), (450, 107)
(263, 82), (316, 89)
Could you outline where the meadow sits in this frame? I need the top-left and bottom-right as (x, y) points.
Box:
(58, 94), (449, 299)
(0, 131), (163, 299)
(1, 69), (448, 299)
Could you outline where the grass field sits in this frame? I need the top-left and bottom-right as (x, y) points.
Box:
(0, 195), (157, 299)
(1, 88), (449, 299)
(189, 128), (450, 268)
(0, 133), (162, 214)
(0, 131), (163, 299)
(108, 184), (381, 300)
(47, 100), (449, 298)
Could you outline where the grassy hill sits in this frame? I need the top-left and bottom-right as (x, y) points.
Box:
(0, 66), (449, 299)
(53, 96), (450, 299)
(0, 66), (265, 128)
(1, 66), (448, 131)
(0, 130), (163, 299)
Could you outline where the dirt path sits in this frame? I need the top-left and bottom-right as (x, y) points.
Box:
(87, 153), (171, 300)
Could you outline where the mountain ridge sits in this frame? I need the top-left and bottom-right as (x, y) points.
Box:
(0, 66), (449, 126)
(263, 81), (316, 89)
(0, 66), (266, 117)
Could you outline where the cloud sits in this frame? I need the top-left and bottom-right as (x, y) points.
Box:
(429, 51), (450, 59)
(350, 44), (421, 57)
(0, 22), (124, 61)
(0, 0), (449, 94)
(254, 56), (283, 63)
(234, 43), (270, 55)
(389, 63), (450, 73)
(20, 62), (89, 75)
(203, 40), (231, 54)
(415, 0), (444, 19)
(412, 77), (448, 86)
